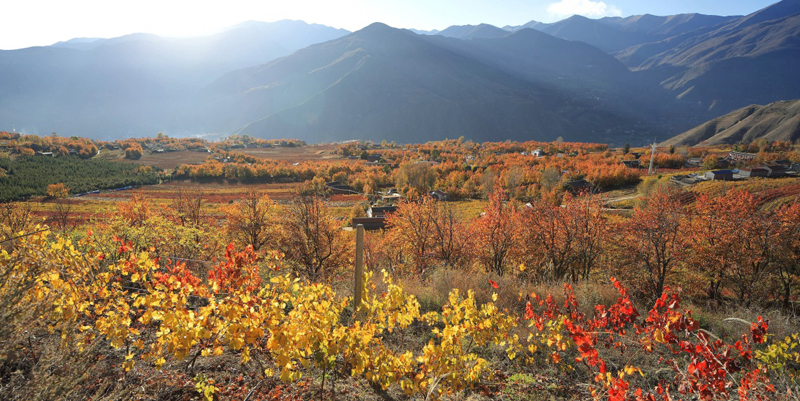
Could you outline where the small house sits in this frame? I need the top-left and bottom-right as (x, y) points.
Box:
(352, 217), (388, 230)
(367, 206), (397, 218)
(765, 165), (787, 178)
(705, 170), (734, 181)
(327, 181), (357, 194)
(685, 157), (703, 168)
(429, 190), (450, 201)
(381, 193), (403, 202)
(738, 167), (769, 178)
(621, 160), (640, 168)
(670, 174), (700, 185)
(728, 151), (757, 162)
(565, 179), (593, 193)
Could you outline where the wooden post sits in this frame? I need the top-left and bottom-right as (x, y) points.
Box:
(353, 224), (364, 318)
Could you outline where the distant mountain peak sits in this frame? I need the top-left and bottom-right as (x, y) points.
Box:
(438, 23), (509, 39)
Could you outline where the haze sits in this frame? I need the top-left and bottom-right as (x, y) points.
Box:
(2, 0), (777, 50)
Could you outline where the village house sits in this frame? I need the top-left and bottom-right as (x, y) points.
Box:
(565, 179), (593, 193)
(621, 160), (640, 168)
(705, 170), (734, 181)
(367, 205), (397, 218)
(326, 181), (357, 195)
(728, 151), (757, 162)
(764, 164), (787, 178)
(738, 167), (769, 178)
(685, 157), (703, 168)
(351, 217), (388, 230)
(429, 190), (450, 201)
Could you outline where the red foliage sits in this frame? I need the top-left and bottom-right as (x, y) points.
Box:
(208, 243), (262, 294)
(522, 279), (773, 400)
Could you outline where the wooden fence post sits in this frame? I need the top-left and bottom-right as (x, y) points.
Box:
(354, 224), (364, 318)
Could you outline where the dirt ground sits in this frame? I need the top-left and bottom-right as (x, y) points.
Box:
(111, 150), (211, 170)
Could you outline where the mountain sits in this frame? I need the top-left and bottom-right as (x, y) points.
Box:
(533, 15), (654, 52)
(598, 13), (737, 37)
(503, 13), (734, 54)
(437, 24), (510, 40)
(186, 23), (670, 144)
(617, 0), (800, 118)
(0, 21), (349, 138)
(409, 29), (440, 35)
(503, 21), (544, 32)
(662, 100), (800, 146)
(51, 33), (162, 50)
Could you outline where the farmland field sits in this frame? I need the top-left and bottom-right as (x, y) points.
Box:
(235, 144), (346, 162)
(106, 149), (211, 169)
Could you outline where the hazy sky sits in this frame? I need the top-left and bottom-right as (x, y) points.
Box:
(1, 0), (779, 50)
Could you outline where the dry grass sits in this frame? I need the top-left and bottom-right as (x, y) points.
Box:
(235, 144), (347, 162)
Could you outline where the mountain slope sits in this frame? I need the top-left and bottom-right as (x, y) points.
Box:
(535, 15), (652, 52)
(0, 21), (350, 138)
(615, 0), (800, 118)
(661, 99), (800, 146)
(502, 12), (734, 54)
(598, 13), (737, 37)
(189, 23), (669, 144)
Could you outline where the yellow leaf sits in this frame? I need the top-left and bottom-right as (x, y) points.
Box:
(654, 329), (665, 344)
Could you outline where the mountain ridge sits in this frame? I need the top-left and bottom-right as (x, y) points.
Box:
(662, 99), (800, 146)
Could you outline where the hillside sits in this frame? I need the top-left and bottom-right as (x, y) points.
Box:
(187, 24), (669, 144)
(617, 0), (800, 116)
(0, 21), (349, 139)
(504, 13), (734, 54)
(598, 13), (737, 37)
(662, 99), (800, 146)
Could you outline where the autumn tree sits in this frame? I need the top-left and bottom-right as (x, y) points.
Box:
(385, 197), (473, 276)
(395, 161), (437, 195)
(471, 187), (520, 276)
(774, 202), (800, 308)
(222, 189), (277, 251)
(691, 190), (776, 304)
(116, 193), (151, 227)
(385, 198), (436, 276)
(520, 197), (577, 282)
(429, 199), (473, 270)
(171, 189), (205, 226)
(46, 183), (71, 229)
(613, 188), (686, 301)
(703, 154), (718, 170)
(125, 143), (143, 160)
(46, 183), (68, 199)
(567, 194), (608, 281)
(539, 167), (562, 194)
(279, 196), (351, 282)
(0, 203), (34, 243)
